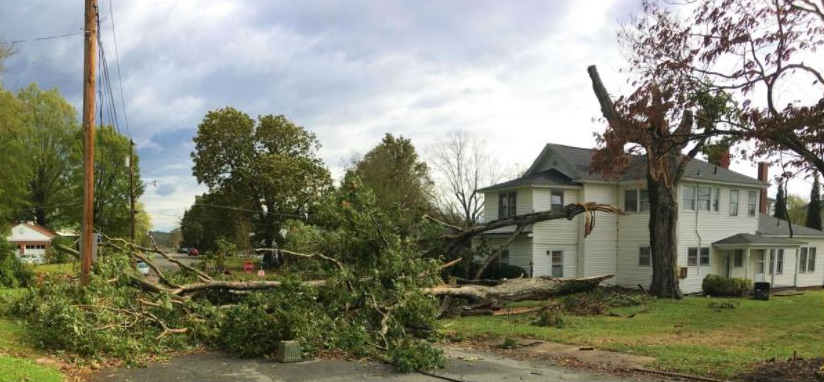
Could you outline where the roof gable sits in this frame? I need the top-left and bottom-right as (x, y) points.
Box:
(8, 223), (57, 242)
(758, 213), (824, 237)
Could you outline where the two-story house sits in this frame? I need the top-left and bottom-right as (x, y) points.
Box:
(479, 143), (824, 294)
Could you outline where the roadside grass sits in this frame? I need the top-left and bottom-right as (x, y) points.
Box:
(0, 288), (64, 382)
(439, 291), (824, 379)
(32, 262), (78, 276)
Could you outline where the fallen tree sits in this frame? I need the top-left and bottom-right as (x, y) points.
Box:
(38, 177), (621, 371)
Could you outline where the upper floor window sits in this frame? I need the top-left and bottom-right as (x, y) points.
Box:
(498, 192), (517, 218)
(712, 188), (720, 212)
(697, 187), (712, 211)
(550, 189), (564, 211)
(639, 190), (650, 211)
(730, 190), (739, 216)
(682, 186), (696, 210)
(625, 189), (638, 212)
(748, 191), (757, 217)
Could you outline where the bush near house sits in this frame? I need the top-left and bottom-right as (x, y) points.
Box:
(479, 264), (528, 280)
(701, 275), (752, 297)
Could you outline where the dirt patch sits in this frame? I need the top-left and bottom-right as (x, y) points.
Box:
(741, 357), (824, 382)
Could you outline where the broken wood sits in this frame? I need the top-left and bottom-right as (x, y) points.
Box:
(426, 275), (613, 317)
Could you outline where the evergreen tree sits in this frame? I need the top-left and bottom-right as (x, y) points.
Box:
(773, 184), (787, 220)
(806, 175), (822, 230)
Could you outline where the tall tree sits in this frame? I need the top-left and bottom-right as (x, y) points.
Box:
(0, 85), (27, 222)
(16, 84), (81, 227)
(774, 184), (787, 220)
(628, 0), (824, 177)
(180, 191), (251, 252)
(351, 133), (433, 231)
(192, 108), (331, 247)
(66, 125), (144, 238)
(429, 131), (504, 227)
(807, 175), (822, 230)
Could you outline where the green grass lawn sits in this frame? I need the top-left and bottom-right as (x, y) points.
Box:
(0, 289), (64, 382)
(439, 291), (824, 379)
(32, 262), (78, 276)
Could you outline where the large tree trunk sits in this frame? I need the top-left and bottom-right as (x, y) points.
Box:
(426, 275), (613, 316)
(647, 177), (682, 299)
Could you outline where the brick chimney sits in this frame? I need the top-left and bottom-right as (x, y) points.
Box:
(719, 149), (731, 169)
(757, 162), (768, 214)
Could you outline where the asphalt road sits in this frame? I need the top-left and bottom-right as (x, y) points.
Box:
(91, 347), (671, 382)
(149, 252), (200, 272)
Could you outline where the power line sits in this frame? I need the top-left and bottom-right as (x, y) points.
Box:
(106, 0), (131, 137)
(8, 30), (83, 44)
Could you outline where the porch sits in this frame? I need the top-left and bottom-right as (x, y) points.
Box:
(713, 233), (806, 288)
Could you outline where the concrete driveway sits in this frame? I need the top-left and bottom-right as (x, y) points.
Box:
(92, 347), (670, 382)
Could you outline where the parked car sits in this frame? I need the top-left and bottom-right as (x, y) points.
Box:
(136, 261), (150, 275)
(188, 248), (199, 257)
(178, 247), (189, 254)
(19, 253), (44, 265)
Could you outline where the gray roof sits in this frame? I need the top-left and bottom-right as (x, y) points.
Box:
(478, 169), (575, 192)
(489, 143), (764, 188)
(758, 213), (824, 237)
(713, 233), (807, 246)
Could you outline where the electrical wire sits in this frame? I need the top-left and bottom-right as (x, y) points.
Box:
(8, 30), (83, 44)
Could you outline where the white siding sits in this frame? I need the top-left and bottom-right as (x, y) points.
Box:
(577, 184), (619, 281)
(677, 183), (761, 293)
(531, 188), (580, 277)
(796, 240), (824, 288)
(8, 224), (52, 242)
(484, 188), (533, 222)
(487, 237), (533, 275)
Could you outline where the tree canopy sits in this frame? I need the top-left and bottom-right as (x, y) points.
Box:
(807, 175), (822, 230)
(191, 107), (331, 247)
(350, 133), (434, 232)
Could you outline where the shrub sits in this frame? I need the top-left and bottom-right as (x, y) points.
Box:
(533, 306), (566, 328)
(0, 251), (34, 288)
(702, 275), (752, 297)
(499, 337), (518, 349)
(388, 339), (445, 373)
(480, 264), (528, 280)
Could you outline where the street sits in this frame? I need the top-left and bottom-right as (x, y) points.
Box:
(91, 346), (671, 382)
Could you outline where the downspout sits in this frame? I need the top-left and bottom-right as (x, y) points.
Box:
(694, 182), (703, 278)
(745, 248), (750, 280)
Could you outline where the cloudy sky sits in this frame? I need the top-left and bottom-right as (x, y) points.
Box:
(1, 0), (813, 231)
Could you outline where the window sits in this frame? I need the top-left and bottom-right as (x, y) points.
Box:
(550, 250), (563, 277)
(499, 249), (510, 266)
(639, 247), (651, 266)
(697, 187), (711, 211)
(498, 192), (517, 218)
(550, 189), (564, 211)
(730, 190), (739, 216)
(733, 249), (743, 268)
(682, 186), (696, 210)
(625, 189), (638, 212)
(688, 247), (698, 266)
(712, 188), (721, 212)
(748, 191), (757, 217)
(800, 247), (817, 273)
(639, 190), (650, 212)
(769, 249), (784, 274)
(700, 247), (710, 266)
(756, 251), (765, 274)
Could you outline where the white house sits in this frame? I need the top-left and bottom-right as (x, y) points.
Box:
(7, 222), (57, 262)
(479, 143), (824, 294)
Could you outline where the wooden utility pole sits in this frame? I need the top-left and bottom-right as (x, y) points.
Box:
(80, 0), (98, 286)
(129, 139), (135, 242)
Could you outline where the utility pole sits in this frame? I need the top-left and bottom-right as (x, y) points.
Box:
(80, 0), (98, 286)
(129, 139), (135, 242)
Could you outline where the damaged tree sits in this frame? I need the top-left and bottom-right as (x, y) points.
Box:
(41, 176), (620, 370)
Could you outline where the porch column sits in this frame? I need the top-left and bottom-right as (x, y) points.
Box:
(793, 248), (799, 287)
(770, 249), (776, 286)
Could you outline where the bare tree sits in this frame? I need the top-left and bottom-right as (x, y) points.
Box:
(0, 41), (14, 74)
(428, 131), (505, 227)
